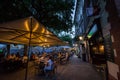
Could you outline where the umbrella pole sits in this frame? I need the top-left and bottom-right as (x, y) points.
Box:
(25, 17), (33, 80)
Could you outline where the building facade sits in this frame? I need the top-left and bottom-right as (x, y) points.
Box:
(74, 0), (120, 80)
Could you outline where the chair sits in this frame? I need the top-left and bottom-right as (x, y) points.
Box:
(39, 62), (45, 75)
(34, 62), (40, 75)
(44, 63), (56, 79)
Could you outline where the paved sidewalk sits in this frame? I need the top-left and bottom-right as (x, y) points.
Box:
(0, 55), (103, 80)
(30, 54), (103, 80)
(56, 55), (103, 80)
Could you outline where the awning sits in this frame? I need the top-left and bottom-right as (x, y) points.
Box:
(0, 17), (66, 46)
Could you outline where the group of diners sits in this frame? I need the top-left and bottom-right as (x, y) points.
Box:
(30, 51), (71, 77)
(0, 52), (28, 72)
(0, 51), (71, 75)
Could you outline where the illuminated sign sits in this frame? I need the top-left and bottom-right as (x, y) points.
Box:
(87, 24), (97, 39)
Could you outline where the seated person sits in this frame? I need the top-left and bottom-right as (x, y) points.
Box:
(22, 54), (28, 63)
(44, 55), (53, 72)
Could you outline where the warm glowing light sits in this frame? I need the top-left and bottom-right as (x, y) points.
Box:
(43, 45), (46, 47)
(45, 39), (47, 42)
(100, 45), (104, 49)
(46, 31), (49, 34)
(99, 45), (104, 52)
(39, 37), (44, 41)
(33, 23), (39, 32)
(46, 31), (50, 37)
(93, 47), (97, 51)
(79, 36), (83, 40)
(41, 28), (45, 33)
(47, 45), (50, 47)
(24, 20), (30, 31)
(31, 34), (35, 38)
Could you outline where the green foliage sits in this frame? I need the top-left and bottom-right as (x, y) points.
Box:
(32, 0), (75, 33)
(59, 35), (72, 46)
(0, 0), (75, 34)
(0, 0), (30, 22)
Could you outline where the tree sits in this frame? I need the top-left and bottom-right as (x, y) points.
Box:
(59, 34), (73, 46)
(0, 0), (75, 35)
(0, 0), (30, 22)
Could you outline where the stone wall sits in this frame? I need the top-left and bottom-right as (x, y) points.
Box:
(106, 0), (120, 80)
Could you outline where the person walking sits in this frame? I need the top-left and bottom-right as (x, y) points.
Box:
(82, 44), (86, 61)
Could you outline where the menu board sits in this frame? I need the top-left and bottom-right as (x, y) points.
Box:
(104, 34), (114, 62)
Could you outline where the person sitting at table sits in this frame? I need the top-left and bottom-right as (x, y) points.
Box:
(6, 54), (11, 61)
(15, 52), (21, 61)
(22, 54), (28, 63)
(44, 55), (54, 78)
(22, 54), (28, 68)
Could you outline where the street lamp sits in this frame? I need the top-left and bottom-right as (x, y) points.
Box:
(79, 36), (83, 40)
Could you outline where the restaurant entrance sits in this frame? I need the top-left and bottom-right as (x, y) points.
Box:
(87, 22), (107, 80)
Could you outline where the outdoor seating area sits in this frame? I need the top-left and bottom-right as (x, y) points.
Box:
(1, 0), (118, 80)
(32, 51), (71, 77)
(0, 53), (28, 73)
(0, 45), (72, 79)
(0, 16), (71, 79)
(0, 53), (103, 80)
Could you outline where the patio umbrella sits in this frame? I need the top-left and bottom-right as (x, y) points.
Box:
(0, 16), (66, 46)
(0, 16), (67, 80)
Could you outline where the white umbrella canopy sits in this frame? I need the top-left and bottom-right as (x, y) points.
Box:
(0, 17), (66, 46)
(58, 46), (71, 49)
(0, 17), (68, 80)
